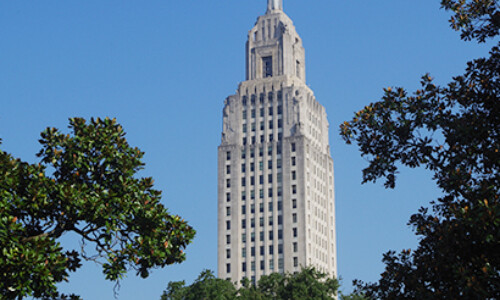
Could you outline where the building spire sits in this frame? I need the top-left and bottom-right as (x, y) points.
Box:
(267, 0), (283, 12)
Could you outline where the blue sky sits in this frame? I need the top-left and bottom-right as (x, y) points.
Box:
(0, 1), (495, 299)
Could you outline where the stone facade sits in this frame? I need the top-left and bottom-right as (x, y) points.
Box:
(218, 0), (337, 284)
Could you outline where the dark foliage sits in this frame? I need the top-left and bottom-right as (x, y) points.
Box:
(340, 1), (499, 299)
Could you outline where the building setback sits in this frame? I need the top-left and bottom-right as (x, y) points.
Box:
(218, 0), (337, 284)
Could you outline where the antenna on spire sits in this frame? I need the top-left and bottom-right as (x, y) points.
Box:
(267, 0), (283, 12)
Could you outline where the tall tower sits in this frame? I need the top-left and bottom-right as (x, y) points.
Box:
(218, 0), (337, 284)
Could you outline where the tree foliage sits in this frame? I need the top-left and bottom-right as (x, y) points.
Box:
(161, 270), (237, 300)
(0, 117), (195, 299)
(441, 0), (499, 42)
(161, 267), (340, 300)
(340, 1), (499, 299)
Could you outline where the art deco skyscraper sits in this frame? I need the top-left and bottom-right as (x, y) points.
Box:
(218, 0), (337, 284)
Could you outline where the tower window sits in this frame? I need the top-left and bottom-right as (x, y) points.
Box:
(263, 56), (273, 78)
(268, 92), (274, 103)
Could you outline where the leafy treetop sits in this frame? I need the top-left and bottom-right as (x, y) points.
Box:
(340, 1), (499, 299)
(161, 267), (344, 300)
(0, 117), (196, 299)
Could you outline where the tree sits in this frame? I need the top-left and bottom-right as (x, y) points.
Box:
(0, 117), (196, 299)
(277, 267), (339, 299)
(161, 267), (339, 300)
(238, 277), (266, 300)
(160, 270), (237, 300)
(340, 1), (499, 299)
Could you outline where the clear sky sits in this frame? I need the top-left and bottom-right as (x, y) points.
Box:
(0, 1), (495, 299)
